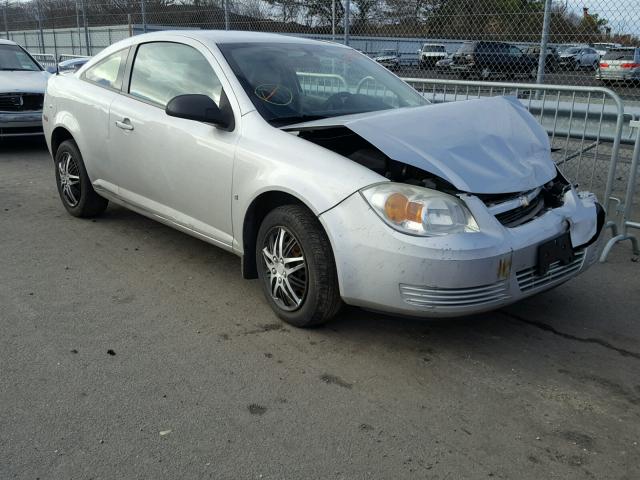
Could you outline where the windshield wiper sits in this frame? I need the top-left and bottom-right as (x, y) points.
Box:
(0, 68), (37, 71)
(271, 114), (328, 127)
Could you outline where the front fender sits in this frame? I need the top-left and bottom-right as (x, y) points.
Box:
(231, 111), (384, 253)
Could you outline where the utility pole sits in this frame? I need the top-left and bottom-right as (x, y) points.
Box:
(331, 0), (335, 41)
(75, 0), (81, 54)
(3, 1), (9, 40)
(80, 0), (89, 56)
(35, 2), (44, 53)
(223, 0), (229, 30)
(343, 0), (350, 46)
(141, 0), (147, 33)
(536, 0), (552, 86)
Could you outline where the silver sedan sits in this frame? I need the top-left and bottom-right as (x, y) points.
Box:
(43, 31), (604, 327)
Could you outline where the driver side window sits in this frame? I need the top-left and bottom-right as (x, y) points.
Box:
(129, 42), (223, 108)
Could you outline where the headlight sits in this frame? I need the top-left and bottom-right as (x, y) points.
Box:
(360, 183), (479, 237)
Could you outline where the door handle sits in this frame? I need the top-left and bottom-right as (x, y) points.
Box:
(115, 118), (134, 131)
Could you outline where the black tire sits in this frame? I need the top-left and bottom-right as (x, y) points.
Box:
(54, 139), (108, 218)
(256, 204), (342, 327)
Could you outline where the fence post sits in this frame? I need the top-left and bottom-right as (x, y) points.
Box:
(344, 0), (350, 46)
(128, 13), (132, 37)
(141, 0), (147, 33)
(223, 0), (229, 30)
(53, 28), (58, 61)
(536, 0), (552, 85)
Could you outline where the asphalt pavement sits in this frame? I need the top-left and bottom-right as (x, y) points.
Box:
(1, 138), (639, 479)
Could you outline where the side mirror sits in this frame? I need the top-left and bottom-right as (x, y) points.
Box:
(45, 65), (58, 74)
(165, 94), (233, 131)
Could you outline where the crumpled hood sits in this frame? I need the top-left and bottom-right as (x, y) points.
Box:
(0, 70), (50, 94)
(287, 96), (556, 194)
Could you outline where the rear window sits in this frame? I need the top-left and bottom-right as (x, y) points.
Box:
(457, 43), (475, 54)
(603, 49), (636, 61)
(423, 45), (445, 53)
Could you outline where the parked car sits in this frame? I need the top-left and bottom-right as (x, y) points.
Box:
(523, 45), (560, 72)
(418, 43), (448, 68)
(43, 31), (604, 327)
(58, 56), (90, 74)
(435, 55), (453, 72)
(597, 47), (640, 84)
(451, 41), (538, 79)
(373, 49), (400, 70)
(592, 42), (621, 57)
(558, 46), (600, 70)
(0, 39), (50, 137)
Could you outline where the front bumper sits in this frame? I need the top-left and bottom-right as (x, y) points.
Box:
(319, 188), (603, 317)
(0, 111), (44, 137)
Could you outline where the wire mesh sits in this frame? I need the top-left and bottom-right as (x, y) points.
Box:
(1, 0), (637, 248)
(1, 1), (639, 102)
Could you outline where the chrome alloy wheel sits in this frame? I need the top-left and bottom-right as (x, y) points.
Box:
(58, 151), (81, 207)
(261, 226), (308, 311)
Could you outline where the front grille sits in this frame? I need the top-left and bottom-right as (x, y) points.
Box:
(516, 249), (585, 292)
(0, 93), (44, 112)
(494, 193), (545, 228)
(400, 281), (510, 309)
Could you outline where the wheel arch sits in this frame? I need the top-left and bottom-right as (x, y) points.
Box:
(51, 126), (76, 158)
(241, 190), (323, 279)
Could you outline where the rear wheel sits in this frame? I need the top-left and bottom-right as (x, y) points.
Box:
(54, 140), (108, 217)
(256, 205), (342, 327)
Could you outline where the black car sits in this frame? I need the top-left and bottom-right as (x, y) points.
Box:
(523, 45), (560, 72)
(451, 41), (538, 79)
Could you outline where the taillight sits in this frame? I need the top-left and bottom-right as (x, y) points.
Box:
(599, 62), (609, 68)
(621, 63), (640, 68)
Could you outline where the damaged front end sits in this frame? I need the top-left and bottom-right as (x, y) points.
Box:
(288, 97), (604, 316)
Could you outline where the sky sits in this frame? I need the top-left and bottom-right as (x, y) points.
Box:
(568, 1), (640, 37)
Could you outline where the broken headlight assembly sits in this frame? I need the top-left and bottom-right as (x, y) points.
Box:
(361, 183), (480, 237)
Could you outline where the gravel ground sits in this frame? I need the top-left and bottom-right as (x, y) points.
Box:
(1, 138), (639, 479)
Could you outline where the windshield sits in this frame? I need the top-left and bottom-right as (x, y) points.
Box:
(564, 47), (581, 54)
(603, 49), (636, 61)
(218, 42), (428, 127)
(423, 45), (445, 52)
(0, 44), (41, 71)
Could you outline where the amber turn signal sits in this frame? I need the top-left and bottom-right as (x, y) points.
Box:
(384, 193), (423, 223)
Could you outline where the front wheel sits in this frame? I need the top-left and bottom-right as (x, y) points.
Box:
(54, 140), (108, 217)
(256, 205), (342, 327)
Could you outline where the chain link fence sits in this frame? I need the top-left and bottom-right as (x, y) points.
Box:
(1, 0), (638, 254)
(1, 1), (639, 101)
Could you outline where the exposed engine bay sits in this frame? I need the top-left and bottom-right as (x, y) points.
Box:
(293, 125), (571, 228)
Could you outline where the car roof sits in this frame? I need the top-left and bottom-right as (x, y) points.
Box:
(138, 30), (343, 47)
(0, 39), (18, 46)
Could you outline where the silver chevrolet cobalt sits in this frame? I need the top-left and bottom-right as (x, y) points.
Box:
(43, 31), (604, 327)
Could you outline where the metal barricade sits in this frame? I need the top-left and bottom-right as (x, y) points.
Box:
(58, 54), (89, 63)
(401, 78), (626, 205)
(30, 52), (56, 68)
(600, 120), (640, 261)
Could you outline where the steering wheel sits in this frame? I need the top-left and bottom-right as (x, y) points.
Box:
(323, 91), (353, 111)
(356, 76), (375, 94)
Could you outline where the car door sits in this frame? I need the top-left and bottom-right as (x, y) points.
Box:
(108, 40), (239, 247)
(70, 48), (128, 185)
